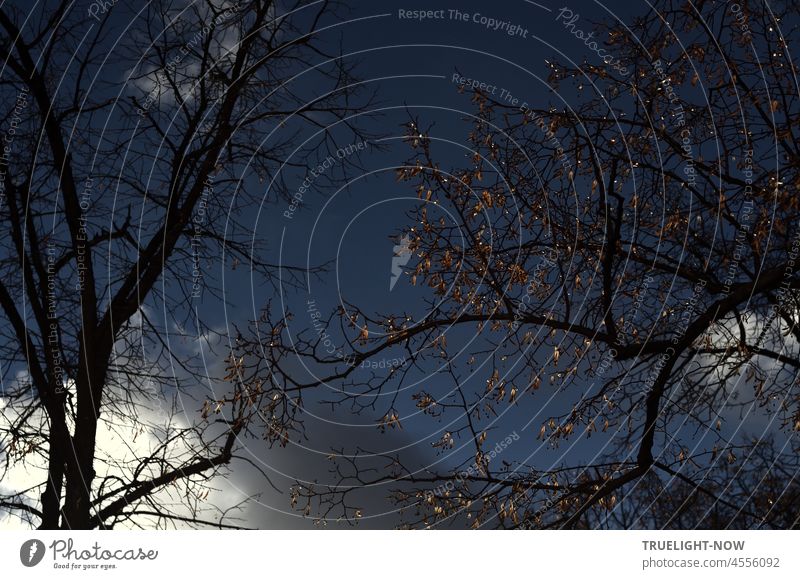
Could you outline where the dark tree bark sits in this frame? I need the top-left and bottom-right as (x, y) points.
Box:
(0, 0), (372, 529)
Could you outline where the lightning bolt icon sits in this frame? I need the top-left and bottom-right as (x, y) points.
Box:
(389, 234), (412, 291)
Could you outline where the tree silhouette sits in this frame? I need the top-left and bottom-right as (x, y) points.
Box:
(0, 0), (372, 529)
(246, 0), (800, 528)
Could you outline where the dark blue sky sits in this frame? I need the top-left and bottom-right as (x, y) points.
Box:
(207, 0), (666, 528)
(5, 0), (785, 530)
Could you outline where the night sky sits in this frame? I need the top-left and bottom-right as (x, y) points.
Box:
(202, 0), (659, 528)
(1, 0), (793, 530)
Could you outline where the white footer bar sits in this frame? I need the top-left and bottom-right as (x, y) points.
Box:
(2, 530), (797, 578)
